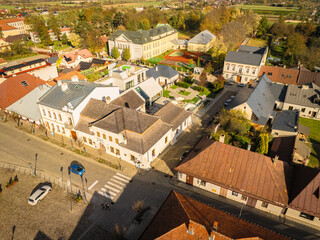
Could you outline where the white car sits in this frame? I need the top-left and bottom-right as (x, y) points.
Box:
(28, 185), (52, 205)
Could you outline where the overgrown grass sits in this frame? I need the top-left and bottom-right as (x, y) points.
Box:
(299, 117), (320, 168)
(170, 85), (178, 89)
(86, 72), (102, 82)
(163, 90), (171, 98)
(3, 52), (38, 61)
(247, 38), (268, 47)
(183, 97), (199, 104)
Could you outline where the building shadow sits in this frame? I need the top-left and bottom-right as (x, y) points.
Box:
(309, 138), (320, 167)
(33, 230), (52, 240)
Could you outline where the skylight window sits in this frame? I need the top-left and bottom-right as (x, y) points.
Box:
(20, 81), (28, 87)
(74, 84), (84, 89)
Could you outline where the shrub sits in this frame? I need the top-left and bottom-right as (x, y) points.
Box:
(176, 81), (190, 88)
(183, 76), (194, 84)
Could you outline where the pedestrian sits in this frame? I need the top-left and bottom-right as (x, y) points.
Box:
(101, 203), (104, 210)
(105, 202), (110, 211)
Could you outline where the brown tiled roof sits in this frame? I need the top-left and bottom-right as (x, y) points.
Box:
(269, 136), (296, 164)
(0, 73), (45, 109)
(154, 102), (192, 129)
(111, 89), (145, 110)
(297, 71), (320, 87)
(175, 139), (292, 205)
(63, 49), (93, 64)
(259, 66), (299, 85)
(289, 166), (320, 218)
(140, 191), (290, 240)
(76, 99), (172, 154)
(55, 70), (87, 81)
(0, 18), (24, 31)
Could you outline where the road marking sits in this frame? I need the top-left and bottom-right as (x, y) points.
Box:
(107, 181), (124, 189)
(104, 184), (120, 193)
(110, 179), (126, 186)
(100, 188), (117, 196)
(98, 191), (113, 200)
(113, 175), (130, 183)
(88, 180), (99, 190)
(116, 172), (131, 180)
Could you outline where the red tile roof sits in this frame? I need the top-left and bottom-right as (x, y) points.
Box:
(140, 191), (290, 240)
(0, 18), (24, 31)
(0, 73), (45, 109)
(55, 70), (87, 81)
(175, 139), (292, 206)
(63, 49), (93, 64)
(259, 66), (299, 85)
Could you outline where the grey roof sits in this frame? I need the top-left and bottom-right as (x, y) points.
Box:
(229, 75), (286, 126)
(146, 65), (179, 80)
(295, 140), (311, 159)
(188, 30), (216, 45)
(111, 89), (145, 109)
(46, 56), (59, 64)
(171, 39), (188, 46)
(284, 83), (320, 108)
(298, 124), (310, 136)
(1, 58), (46, 72)
(154, 102), (191, 129)
(76, 98), (172, 154)
(61, 68), (73, 74)
(108, 24), (177, 45)
(272, 110), (299, 133)
(6, 85), (50, 121)
(225, 51), (263, 66)
(78, 61), (93, 71)
(92, 58), (107, 65)
(38, 81), (106, 110)
(238, 45), (267, 55)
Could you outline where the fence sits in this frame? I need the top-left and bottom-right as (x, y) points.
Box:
(1, 162), (83, 196)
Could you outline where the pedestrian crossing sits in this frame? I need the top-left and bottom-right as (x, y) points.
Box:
(98, 172), (131, 200)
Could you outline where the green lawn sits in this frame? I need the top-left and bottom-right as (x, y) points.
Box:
(247, 38), (268, 47)
(199, 87), (211, 96)
(86, 72), (102, 82)
(183, 97), (200, 104)
(299, 117), (320, 168)
(234, 4), (299, 12)
(170, 85), (178, 89)
(163, 90), (171, 98)
(53, 41), (70, 51)
(178, 90), (191, 96)
(2, 52), (38, 61)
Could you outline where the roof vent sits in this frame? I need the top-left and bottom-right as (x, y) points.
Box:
(302, 85), (309, 90)
(61, 82), (68, 91)
(272, 155), (279, 164)
(186, 226), (194, 235)
(219, 134), (225, 143)
(71, 75), (79, 82)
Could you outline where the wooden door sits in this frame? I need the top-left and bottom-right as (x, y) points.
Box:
(246, 197), (257, 208)
(71, 130), (77, 141)
(186, 175), (193, 185)
(236, 76), (241, 82)
(219, 188), (227, 197)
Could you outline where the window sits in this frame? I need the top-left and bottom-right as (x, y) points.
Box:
(200, 180), (206, 187)
(252, 68), (256, 74)
(125, 80), (134, 90)
(261, 202), (268, 208)
(109, 136), (113, 142)
(53, 112), (57, 120)
(165, 136), (168, 144)
(51, 123), (55, 131)
(110, 147), (114, 153)
(20, 81), (28, 87)
(241, 195), (248, 201)
(103, 134), (106, 140)
(226, 65), (230, 70)
(301, 108), (306, 113)
(56, 125), (60, 132)
(267, 72), (272, 76)
(309, 111), (311, 115)
(288, 106), (293, 110)
(232, 191), (238, 196)
(239, 67), (242, 74)
(58, 114), (62, 121)
(152, 149), (155, 156)
(89, 139), (93, 145)
(130, 155), (135, 161)
(115, 138), (119, 144)
(62, 127), (65, 134)
(68, 117), (72, 126)
(42, 109), (46, 116)
(299, 212), (315, 221)
(48, 111), (52, 118)
(97, 132), (101, 137)
(246, 68), (249, 74)
(232, 65), (235, 71)
(83, 137), (87, 142)
(116, 149), (120, 155)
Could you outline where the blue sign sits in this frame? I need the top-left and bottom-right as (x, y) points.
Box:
(51, 132), (54, 136)
(138, 165), (140, 168)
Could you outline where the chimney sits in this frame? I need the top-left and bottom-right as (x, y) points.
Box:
(272, 155), (279, 164)
(57, 80), (62, 86)
(71, 75), (79, 82)
(155, 66), (158, 71)
(219, 134), (225, 143)
(213, 221), (218, 230)
(61, 82), (68, 91)
(247, 143), (251, 151)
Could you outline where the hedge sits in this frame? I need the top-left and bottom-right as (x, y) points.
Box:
(176, 82), (190, 88)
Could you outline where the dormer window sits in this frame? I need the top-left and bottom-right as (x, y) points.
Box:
(20, 81), (28, 87)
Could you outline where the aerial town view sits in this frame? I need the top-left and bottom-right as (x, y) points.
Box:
(0, 0), (320, 239)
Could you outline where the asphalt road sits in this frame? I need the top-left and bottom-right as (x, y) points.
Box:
(1, 119), (320, 239)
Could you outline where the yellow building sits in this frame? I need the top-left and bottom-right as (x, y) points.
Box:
(0, 18), (30, 38)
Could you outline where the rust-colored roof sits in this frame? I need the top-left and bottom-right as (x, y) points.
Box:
(175, 139), (292, 205)
(297, 71), (320, 87)
(140, 191), (290, 240)
(0, 73), (45, 109)
(0, 58), (7, 64)
(55, 70), (87, 81)
(259, 66), (299, 85)
(269, 136), (296, 164)
(63, 49), (93, 64)
(99, 36), (109, 44)
(0, 17), (24, 31)
(289, 166), (320, 218)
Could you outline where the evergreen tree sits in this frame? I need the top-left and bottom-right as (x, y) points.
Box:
(197, 56), (200, 67)
(112, 46), (120, 59)
(61, 33), (68, 45)
(123, 48), (130, 61)
(256, 16), (269, 39)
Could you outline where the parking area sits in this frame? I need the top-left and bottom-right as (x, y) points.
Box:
(0, 168), (93, 239)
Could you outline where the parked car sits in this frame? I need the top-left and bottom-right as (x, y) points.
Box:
(28, 185), (51, 205)
(225, 98), (232, 103)
(225, 81), (233, 85)
(237, 83), (245, 87)
(70, 164), (85, 176)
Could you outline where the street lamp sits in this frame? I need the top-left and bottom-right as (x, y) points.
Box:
(34, 153), (38, 176)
